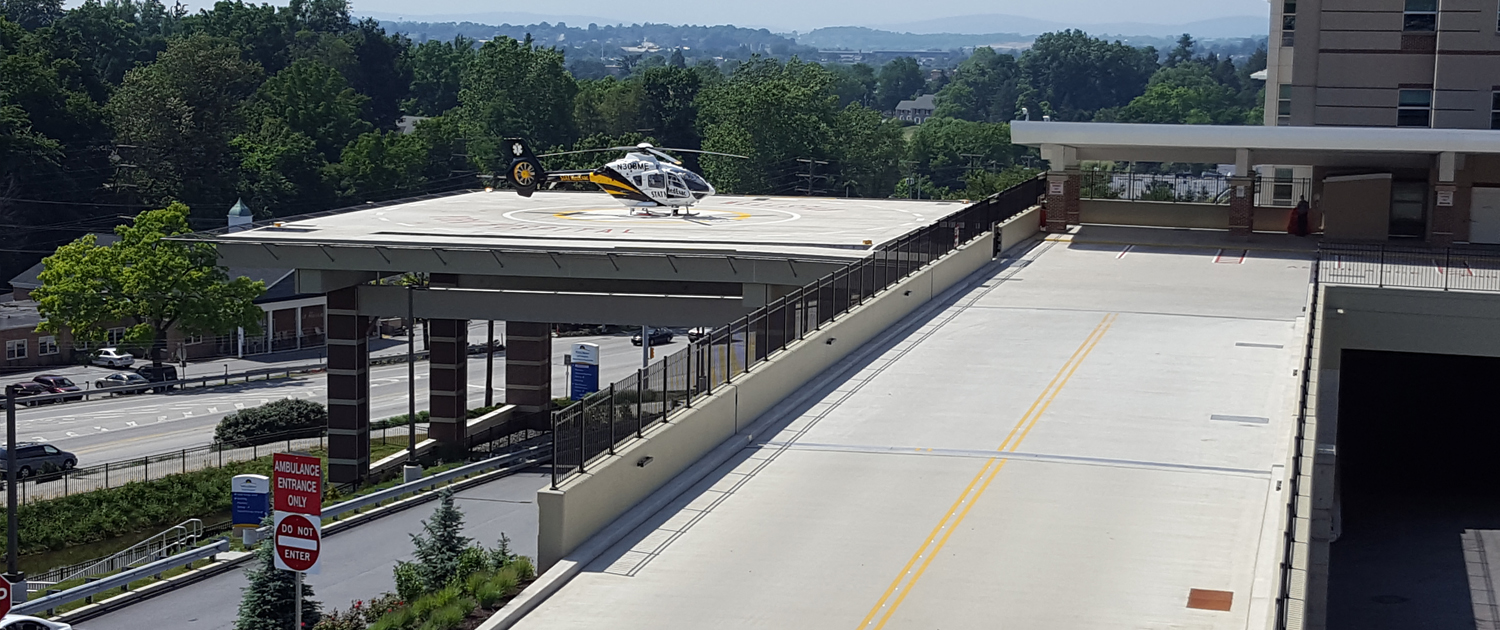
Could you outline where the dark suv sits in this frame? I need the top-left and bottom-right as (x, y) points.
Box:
(135, 364), (179, 393)
(7, 382), (51, 406)
(0, 443), (78, 479)
(32, 375), (82, 401)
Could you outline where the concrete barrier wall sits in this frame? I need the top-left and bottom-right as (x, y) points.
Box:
(1080, 199), (1292, 233)
(535, 232), (997, 569)
(998, 206), (1042, 253)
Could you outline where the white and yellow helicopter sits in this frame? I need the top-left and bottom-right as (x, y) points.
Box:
(502, 138), (746, 216)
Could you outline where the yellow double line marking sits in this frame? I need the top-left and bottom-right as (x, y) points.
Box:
(855, 313), (1118, 630)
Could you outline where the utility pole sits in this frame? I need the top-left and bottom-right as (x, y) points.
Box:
(796, 158), (829, 196)
(5, 384), (21, 599)
(404, 286), (419, 482)
(485, 321), (495, 408)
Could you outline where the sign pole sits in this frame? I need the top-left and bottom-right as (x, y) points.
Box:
(5, 385), (20, 589)
(294, 571), (302, 630)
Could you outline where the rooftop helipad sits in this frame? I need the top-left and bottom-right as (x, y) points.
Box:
(212, 191), (969, 260)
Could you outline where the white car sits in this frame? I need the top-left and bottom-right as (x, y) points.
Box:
(91, 348), (135, 368)
(0, 615), (72, 630)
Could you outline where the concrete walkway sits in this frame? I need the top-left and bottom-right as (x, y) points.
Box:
(514, 236), (1313, 629)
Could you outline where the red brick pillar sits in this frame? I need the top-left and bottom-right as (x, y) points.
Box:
(325, 286), (370, 484)
(505, 322), (552, 431)
(428, 319), (468, 452)
(1229, 176), (1255, 241)
(1430, 184), (1459, 247)
(1045, 172), (1076, 233)
(1064, 169), (1081, 226)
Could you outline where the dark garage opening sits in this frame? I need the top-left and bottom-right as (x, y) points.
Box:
(1328, 349), (1500, 629)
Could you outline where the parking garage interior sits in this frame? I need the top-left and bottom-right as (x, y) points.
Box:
(1329, 349), (1500, 630)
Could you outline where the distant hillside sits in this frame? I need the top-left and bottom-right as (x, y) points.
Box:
(796, 27), (1033, 51)
(870, 14), (1268, 39)
(378, 20), (813, 56)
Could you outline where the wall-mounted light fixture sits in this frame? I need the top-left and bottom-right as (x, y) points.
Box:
(636, 456), (654, 468)
(825, 338), (837, 345)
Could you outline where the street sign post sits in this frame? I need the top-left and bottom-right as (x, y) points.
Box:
(272, 451), (323, 628)
(0, 574), (11, 617)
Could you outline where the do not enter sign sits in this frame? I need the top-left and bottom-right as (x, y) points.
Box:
(273, 512), (321, 574)
(0, 574), (11, 617)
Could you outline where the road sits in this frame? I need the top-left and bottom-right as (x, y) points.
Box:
(74, 471), (550, 630)
(13, 332), (662, 465)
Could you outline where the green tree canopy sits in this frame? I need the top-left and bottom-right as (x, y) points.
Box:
(697, 57), (839, 194)
(874, 56), (923, 111)
(459, 35), (577, 171)
(33, 204), (266, 363)
(906, 117), (1019, 191)
(933, 47), (1019, 123)
(1016, 30), (1159, 121)
(249, 58), (369, 159)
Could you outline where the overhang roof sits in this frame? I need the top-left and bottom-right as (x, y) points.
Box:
(1011, 121), (1500, 168)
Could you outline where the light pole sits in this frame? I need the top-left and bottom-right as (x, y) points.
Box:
(404, 286), (420, 482)
(5, 384), (22, 599)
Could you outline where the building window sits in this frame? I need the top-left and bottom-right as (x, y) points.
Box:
(185, 334), (204, 346)
(1404, 0), (1437, 32)
(5, 340), (26, 361)
(1398, 89), (1433, 127)
(1282, 0), (1297, 46)
(1492, 91), (1500, 130)
(38, 336), (58, 356)
(107, 327), (126, 346)
(1278, 85), (1293, 126)
(1273, 169), (1296, 206)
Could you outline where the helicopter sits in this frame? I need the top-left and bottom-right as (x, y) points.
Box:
(502, 138), (746, 215)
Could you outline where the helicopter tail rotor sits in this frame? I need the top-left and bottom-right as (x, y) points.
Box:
(503, 138), (547, 197)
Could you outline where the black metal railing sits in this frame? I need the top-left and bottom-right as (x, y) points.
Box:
(1276, 256), (1321, 628)
(1082, 168), (1314, 208)
(549, 176), (1047, 488)
(1320, 243), (1500, 293)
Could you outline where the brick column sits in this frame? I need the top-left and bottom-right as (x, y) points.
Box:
(428, 319), (468, 452)
(506, 322), (552, 431)
(1044, 171), (1078, 233)
(1430, 184), (1460, 247)
(325, 286), (370, 484)
(1228, 176), (1255, 241)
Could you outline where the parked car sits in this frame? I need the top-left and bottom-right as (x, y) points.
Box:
(687, 327), (712, 342)
(95, 372), (152, 395)
(7, 382), (51, 406)
(466, 340), (505, 355)
(0, 443), (78, 479)
(91, 347), (135, 368)
(631, 328), (675, 347)
(32, 375), (82, 401)
(0, 615), (73, 630)
(135, 364), (179, 393)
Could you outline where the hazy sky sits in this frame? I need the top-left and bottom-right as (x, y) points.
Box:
(142, 0), (1272, 31)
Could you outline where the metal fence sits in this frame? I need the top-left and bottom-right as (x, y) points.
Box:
(1320, 243), (1500, 293)
(1277, 257), (1321, 628)
(549, 177), (1048, 488)
(26, 519), (203, 593)
(1081, 168), (1314, 208)
(2, 427), (326, 505)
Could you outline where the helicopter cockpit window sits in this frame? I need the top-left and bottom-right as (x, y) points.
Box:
(633, 175), (643, 186)
(680, 171), (712, 193)
(647, 173), (665, 189)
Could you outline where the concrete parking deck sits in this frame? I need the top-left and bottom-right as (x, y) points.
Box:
(513, 234), (1313, 629)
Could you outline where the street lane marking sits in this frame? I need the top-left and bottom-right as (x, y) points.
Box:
(858, 313), (1116, 630)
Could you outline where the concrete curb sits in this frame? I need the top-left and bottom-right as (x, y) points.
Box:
(51, 453), (547, 624)
(477, 251), (1014, 630)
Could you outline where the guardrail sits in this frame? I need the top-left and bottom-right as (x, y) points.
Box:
(14, 539), (230, 617)
(5, 361), (329, 407)
(311, 441), (550, 526)
(548, 176), (1048, 488)
(26, 519), (203, 593)
(1276, 256), (1321, 628)
(1320, 243), (1500, 293)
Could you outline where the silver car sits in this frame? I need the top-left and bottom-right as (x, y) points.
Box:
(91, 347), (135, 368)
(94, 372), (151, 395)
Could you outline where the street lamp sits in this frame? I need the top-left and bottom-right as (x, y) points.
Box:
(4, 384), (22, 600)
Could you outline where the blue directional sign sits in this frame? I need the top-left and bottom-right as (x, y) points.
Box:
(571, 363), (599, 400)
(232, 474), (271, 527)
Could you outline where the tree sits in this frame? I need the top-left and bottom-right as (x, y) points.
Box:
(404, 488), (472, 592)
(875, 56), (923, 111)
(933, 47), (1019, 123)
(1116, 62), (1253, 125)
(697, 57), (839, 194)
(32, 204), (267, 365)
(405, 36), (474, 116)
(0, 0), (61, 29)
(906, 117), (1018, 191)
(458, 35), (577, 172)
(250, 59), (370, 160)
(572, 76), (642, 139)
(1015, 30), (1159, 121)
(639, 65), (701, 155)
(232, 116), (331, 216)
(830, 103), (903, 197)
(235, 517), (322, 630)
(826, 62), (876, 108)
(1165, 33), (1197, 67)
(107, 35), (263, 211)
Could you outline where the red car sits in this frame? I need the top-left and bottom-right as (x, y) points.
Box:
(32, 375), (83, 402)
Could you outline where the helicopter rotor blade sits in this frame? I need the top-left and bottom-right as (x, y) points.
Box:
(536, 147), (626, 158)
(653, 148), (751, 159)
(645, 148), (683, 165)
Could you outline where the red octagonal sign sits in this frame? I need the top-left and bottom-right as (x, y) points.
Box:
(0, 574), (11, 617)
(273, 512), (321, 573)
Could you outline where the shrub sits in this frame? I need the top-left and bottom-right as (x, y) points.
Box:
(508, 556), (535, 581)
(215, 398), (327, 445)
(393, 562), (424, 603)
(361, 594), (404, 623)
(418, 604), (470, 630)
(406, 489), (472, 593)
(472, 579), (506, 609)
(453, 547), (488, 585)
(312, 604), (367, 630)
(488, 568), (520, 598)
(369, 606), (416, 630)
(409, 586), (463, 620)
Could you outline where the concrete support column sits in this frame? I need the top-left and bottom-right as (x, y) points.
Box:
(428, 319), (468, 451)
(1044, 171), (1078, 232)
(1229, 176), (1255, 240)
(506, 322), (552, 431)
(325, 286), (370, 484)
